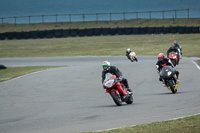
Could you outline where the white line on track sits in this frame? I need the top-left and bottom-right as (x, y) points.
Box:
(191, 60), (200, 70)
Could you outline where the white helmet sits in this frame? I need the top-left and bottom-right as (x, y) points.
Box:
(127, 48), (131, 52)
(102, 61), (111, 71)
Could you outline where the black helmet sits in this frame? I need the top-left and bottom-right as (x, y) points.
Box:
(171, 44), (176, 49)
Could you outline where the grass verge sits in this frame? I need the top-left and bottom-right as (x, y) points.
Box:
(0, 66), (65, 82)
(87, 114), (200, 133)
(0, 34), (200, 57)
(195, 60), (200, 66)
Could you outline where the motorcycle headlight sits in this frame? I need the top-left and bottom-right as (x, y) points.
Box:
(173, 56), (177, 59)
(104, 80), (114, 88)
(167, 71), (172, 76)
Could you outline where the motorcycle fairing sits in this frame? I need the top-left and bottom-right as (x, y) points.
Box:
(162, 64), (166, 67)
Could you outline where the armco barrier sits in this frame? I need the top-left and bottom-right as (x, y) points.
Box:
(15, 32), (23, 39)
(178, 27), (186, 34)
(0, 33), (6, 40)
(170, 27), (178, 33)
(193, 27), (199, 33)
(1, 26), (199, 40)
(46, 30), (54, 38)
(30, 31), (39, 39)
(139, 27), (148, 34)
(78, 29), (86, 37)
(62, 29), (70, 37)
(109, 28), (117, 35)
(6, 32), (15, 39)
(54, 29), (63, 38)
(38, 30), (46, 38)
(133, 27), (140, 34)
(70, 29), (78, 37)
(93, 28), (101, 36)
(185, 27), (193, 33)
(155, 27), (163, 34)
(102, 28), (110, 35)
(117, 28), (125, 35)
(125, 27), (133, 35)
(148, 27), (155, 34)
(22, 31), (31, 39)
(86, 28), (93, 36)
(163, 27), (169, 33)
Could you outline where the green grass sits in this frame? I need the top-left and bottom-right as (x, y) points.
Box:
(0, 66), (65, 82)
(0, 34), (200, 57)
(0, 18), (200, 33)
(87, 114), (200, 133)
(195, 60), (200, 66)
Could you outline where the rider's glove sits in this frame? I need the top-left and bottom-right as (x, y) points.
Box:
(118, 76), (122, 81)
(103, 85), (106, 89)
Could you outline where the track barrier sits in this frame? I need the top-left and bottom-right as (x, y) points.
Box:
(0, 26), (199, 40)
(102, 28), (110, 35)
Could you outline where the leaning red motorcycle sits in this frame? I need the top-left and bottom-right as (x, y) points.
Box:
(103, 73), (133, 106)
(168, 51), (178, 67)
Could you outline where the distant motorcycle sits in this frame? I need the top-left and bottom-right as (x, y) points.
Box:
(103, 73), (133, 106)
(168, 51), (179, 67)
(160, 66), (178, 94)
(177, 47), (182, 58)
(129, 52), (138, 62)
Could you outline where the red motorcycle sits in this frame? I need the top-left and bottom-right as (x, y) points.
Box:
(103, 73), (133, 106)
(168, 51), (178, 67)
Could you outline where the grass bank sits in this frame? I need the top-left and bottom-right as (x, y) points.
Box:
(196, 60), (200, 66)
(0, 66), (65, 82)
(0, 34), (200, 57)
(87, 114), (200, 133)
(0, 18), (200, 33)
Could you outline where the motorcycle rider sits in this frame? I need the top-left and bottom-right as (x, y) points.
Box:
(166, 44), (180, 65)
(126, 48), (138, 62)
(173, 40), (182, 58)
(102, 61), (130, 98)
(156, 53), (179, 83)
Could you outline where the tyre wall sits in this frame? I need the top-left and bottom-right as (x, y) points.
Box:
(0, 26), (199, 40)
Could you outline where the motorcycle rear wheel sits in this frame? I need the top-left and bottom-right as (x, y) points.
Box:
(111, 91), (122, 106)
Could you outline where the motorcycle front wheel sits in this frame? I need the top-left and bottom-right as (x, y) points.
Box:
(134, 57), (138, 62)
(111, 91), (122, 106)
(171, 59), (176, 67)
(168, 80), (177, 94)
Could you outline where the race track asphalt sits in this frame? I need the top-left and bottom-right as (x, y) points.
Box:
(0, 56), (200, 133)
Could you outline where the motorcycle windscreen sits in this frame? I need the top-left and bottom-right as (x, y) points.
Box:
(161, 66), (173, 78)
(105, 73), (113, 81)
(129, 52), (136, 57)
(170, 51), (176, 56)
